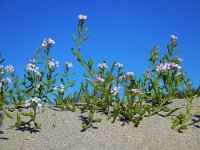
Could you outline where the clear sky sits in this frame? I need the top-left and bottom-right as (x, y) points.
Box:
(0, 0), (200, 92)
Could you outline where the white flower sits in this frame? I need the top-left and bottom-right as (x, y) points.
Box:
(30, 59), (36, 63)
(42, 38), (55, 47)
(32, 97), (41, 103)
(98, 62), (108, 69)
(94, 75), (104, 83)
(36, 72), (42, 77)
(127, 72), (134, 76)
(131, 89), (142, 95)
(115, 63), (123, 68)
(36, 84), (40, 89)
(176, 57), (183, 62)
(170, 35), (178, 40)
(0, 65), (3, 69)
(54, 85), (65, 92)
(6, 77), (12, 83)
(26, 63), (39, 73)
(25, 99), (31, 107)
(48, 59), (59, 68)
(59, 85), (65, 92)
(78, 14), (87, 20)
(65, 62), (73, 68)
(0, 82), (2, 89)
(4, 65), (15, 74)
(37, 103), (43, 110)
(54, 86), (58, 90)
(119, 75), (125, 80)
(111, 86), (120, 95)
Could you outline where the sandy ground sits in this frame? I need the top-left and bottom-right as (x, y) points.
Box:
(0, 99), (200, 150)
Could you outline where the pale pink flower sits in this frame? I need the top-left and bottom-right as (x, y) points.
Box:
(115, 63), (123, 68)
(111, 86), (120, 95)
(98, 62), (108, 69)
(78, 14), (87, 20)
(127, 72), (134, 76)
(65, 62), (73, 68)
(42, 38), (55, 47)
(170, 35), (178, 40)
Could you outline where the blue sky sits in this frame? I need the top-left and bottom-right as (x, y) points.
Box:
(0, 0), (200, 92)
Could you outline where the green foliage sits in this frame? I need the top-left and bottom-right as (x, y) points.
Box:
(0, 16), (199, 134)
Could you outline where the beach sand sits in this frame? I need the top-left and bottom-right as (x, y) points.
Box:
(0, 99), (200, 150)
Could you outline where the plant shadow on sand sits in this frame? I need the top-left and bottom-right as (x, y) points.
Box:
(189, 114), (200, 129)
(14, 124), (41, 134)
(79, 115), (98, 132)
(0, 113), (9, 140)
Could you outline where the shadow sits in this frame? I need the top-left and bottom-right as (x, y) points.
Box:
(119, 118), (130, 126)
(0, 130), (9, 140)
(97, 109), (108, 115)
(145, 99), (173, 106)
(189, 114), (200, 128)
(79, 115), (89, 125)
(0, 112), (3, 127)
(15, 125), (40, 134)
(0, 137), (9, 140)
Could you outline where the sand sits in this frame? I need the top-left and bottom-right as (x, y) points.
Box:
(0, 99), (200, 150)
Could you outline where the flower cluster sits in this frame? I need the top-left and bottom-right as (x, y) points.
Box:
(26, 59), (39, 73)
(119, 75), (125, 80)
(78, 14), (87, 20)
(156, 63), (181, 72)
(170, 35), (178, 40)
(54, 85), (65, 93)
(42, 38), (55, 47)
(98, 62), (108, 69)
(111, 86), (120, 95)
(48, 59), (59, 68)
(65, 62), (73, 68)
(131, 89), (143, 95)
(94, 75), (104, 83)
(25, 97), (43, 110)
(1, 65), (15, 74)
(115, 63), (123, 68)
(127, 72), (134, 77)
(0, 78), (12, 91)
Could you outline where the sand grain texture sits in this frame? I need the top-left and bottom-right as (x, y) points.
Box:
(0, 99), (200, 150)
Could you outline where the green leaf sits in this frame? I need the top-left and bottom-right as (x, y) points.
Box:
(70, 81), (75, 87)
(20, 112), (32, 117)
(173, 50), (181, 54)
(83, 73), (90, 78)
(166, 108), (180, 117)
(60, 78), (65, 84)
(82, 36), (90, 41)
(164, 54), (170, 61)
(71, 49), (77, 55)
(3, 109), (13, 119)
(72, 35), (76, 42)
(186, 103), (192, 114)
(162, 107), (170, 112)
(17, 112), (21, 123)
(84, 27), (89, 32)
(93, 118), (102, 123)
(77, 54), (82, 62)
(88, 59), (93, 69)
